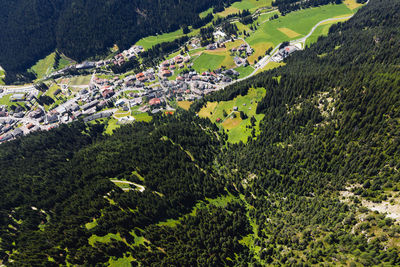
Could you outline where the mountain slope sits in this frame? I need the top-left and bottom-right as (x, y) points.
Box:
(0, 0), (400, 265)
(0, 0), (236, 82)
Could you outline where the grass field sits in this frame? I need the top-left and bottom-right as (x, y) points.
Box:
(247, 4), (354, 58)
(235, 65), (254, 79)
(69, 75), (91, 86)
(192, 53), (226, 73)
(277, 27), (301, 38)
(199, 7), (213, 18)
(0, 94), (15, 107)
(256, 61), (285, 74)
(231, 0), (273, 12)
(198, 87), (266, 143)
(89, 233), (123, 246)
(132, 112), (152, 122)
(177, 101), (192, 110)
(30, 53), (56, 80)
(247, 42), (274, 64)
(192, 40), (245, 72)
(136, 29), (184, 50)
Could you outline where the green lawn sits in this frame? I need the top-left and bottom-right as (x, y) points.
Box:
(247, 4), (353, 54)
(235, 65), (254, 79)
(192, 53), (226, 73)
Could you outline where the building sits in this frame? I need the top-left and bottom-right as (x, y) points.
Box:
(149, 98), (161, 106)
(10, 94), (25, 102)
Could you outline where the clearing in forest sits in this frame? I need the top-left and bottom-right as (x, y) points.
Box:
(198, 87), (266, 143)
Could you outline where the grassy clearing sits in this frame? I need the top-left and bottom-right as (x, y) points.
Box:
(109, 256), (134, 267)
(247, 4), (353, 55)
(30, 53), (56, 80)
(69, 75), (91, 86)
(105, 118), (120, 135)
(231, 0), (273, 12)
(217, 6), (240, 17)
(177, 101), (192, 110)
(235, 65), (254, 79)
(198, 87), (266, 143)
(136, 29), (184, 50)
(85, 219), (98, 230)
(132, 112), (152, 123)
(199, 7), (213, 18)
(234, 21), (251, 34)
(89, 233), (123, 246)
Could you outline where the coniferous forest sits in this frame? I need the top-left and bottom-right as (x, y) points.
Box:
(0, 0), (400, 265)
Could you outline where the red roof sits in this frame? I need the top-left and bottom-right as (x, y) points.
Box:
(136, 73), (145, 78)
(149, 98), (161, 106)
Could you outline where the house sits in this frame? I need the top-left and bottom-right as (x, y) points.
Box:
(0, 111), (7, 117)
(14, 112), (25, 118)
(102, 89), (114, 98)
(170, 65), (176, 70)
(46, 114), (59, 124)
(162, 70), (172, 77)
(136, 73), (145, 80)
(233, 106), (238, 111)
(26, 123), (34, 129)
(81, 100), (99, 111)
(216, 118), (222, 123)
(115, 99), (126, 107)
(149, 98), (161, 106)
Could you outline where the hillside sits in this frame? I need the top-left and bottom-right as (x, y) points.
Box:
(0, 0), (237, 82)
(0, 0), (400, 265)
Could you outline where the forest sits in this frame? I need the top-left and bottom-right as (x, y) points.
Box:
(0, 0), (400, 265)
(0, 0), (238, 83)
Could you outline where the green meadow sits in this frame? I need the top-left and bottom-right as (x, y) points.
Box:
(247, 4), (354, 55)
(231, 0), (273, 12)
(192, 53), (226, 73)
(29, 53), (56, 80)
(198, 87), (266, 143)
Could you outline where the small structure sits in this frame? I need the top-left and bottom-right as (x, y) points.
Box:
(10, 94), (25, 102)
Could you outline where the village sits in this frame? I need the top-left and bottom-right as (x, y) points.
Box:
(0, 24), (302, 143)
